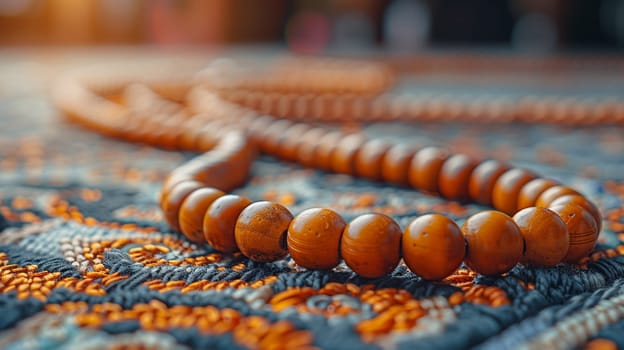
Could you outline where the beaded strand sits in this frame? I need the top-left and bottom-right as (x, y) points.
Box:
(54, 57), (604, 280)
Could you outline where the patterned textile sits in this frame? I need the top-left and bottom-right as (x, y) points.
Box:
(0, 50), (624, 349)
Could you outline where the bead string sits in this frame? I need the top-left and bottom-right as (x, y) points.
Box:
(53, 57), (604, 280)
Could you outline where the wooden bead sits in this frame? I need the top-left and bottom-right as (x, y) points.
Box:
(259, 119), (292, 155)
(277, 123), (311, 161)
(274, 95), (295, 117)
(341, 213), (402, 278)
(179, 187), (225, 242)
(409, 147), (449, 193)
(402, 214), (465, 280)
(246, 115), (275, 142)
(156, 119), (184, 150)
(139, 118), (164, 144)
(118, 116), (142, 143)
(295, 128), (328, 168)
(203, 194), (252, 253)
(161, 181), (204, 233)
(517, 178), (558, 210)
(550, 194), (602, 233)
(461, 210), (524, 275)
(287, 208), (346, 270)
(549, 203), (598, 263)
(438, 154), (478, 201)
(222, 137), (256, 173)
(235, 201), (293, 262)
(195, 121), (230, 152)
(179, 157), (237, 191)
(315, 131), (344, 171)
(381, 143), (418, 186)
(331, 134), (366, 175)
(354, 139), (392, 181)
(153, 119), (184, 150)
(535, 185), (579, 208)
(160, 171), (194, 204)
(177, 118), (206, 151)
(468, 160), (509, 205)
(513, 207), (569, 267)
(492, 168), (536, 214)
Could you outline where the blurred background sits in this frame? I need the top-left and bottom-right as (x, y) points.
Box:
(0, 0), (623, 53)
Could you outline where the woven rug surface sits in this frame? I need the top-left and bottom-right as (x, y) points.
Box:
(1, 50), (624, 350)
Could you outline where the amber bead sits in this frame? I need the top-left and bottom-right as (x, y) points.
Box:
(409, 147), (449, 193)
(381, 143), (418, 186)
(462, 211), (524, 275)
(203, 195), (252, 253)
(295, 128), (329, 168)
(550, 203), (598, 263)
(468, 160), (509, 205)
(194, 121), (229, 152)
(235, 201), (293, 262)
(331, 134), (366, 175)
(517, 178), (558, 210)
(492, 168), (536, 214)
(277, 123), (311, 161)
(315, 131), (344, 171)
(287, 208), (346, 270)
(438, 154), (478, 201)
(133, 118), (160, 145)
(402, 214), (465, 280)
(246, 115), (275, 142)
(117, 113), (140, 140)
(160, 171), (194, 204)
(177, 119), (205, 151)
(259, 119), (293, 155)
(535, 185), (579, 208)
(227, 146), (256, 178)
(341, 213), (402, 278)
(154, 120), (183, 150)
(178, 187), (225, 242)
(550, 194), (602, 232)
(179, 157), (234, 191)
(354, 139), (391, 181)
(513, 207), (569, 267)
(161, 181), (204, 233)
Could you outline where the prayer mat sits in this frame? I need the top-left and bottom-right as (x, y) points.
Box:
(0, 50), (623, 349)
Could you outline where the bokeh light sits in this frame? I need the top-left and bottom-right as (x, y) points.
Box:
(0, 0), (620, 50)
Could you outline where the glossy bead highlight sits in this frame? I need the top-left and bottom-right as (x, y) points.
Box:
(341, 213), (402, 278)
(492, 168), (535, 214)
(535, 186), (579, 208)
(468, 160), (509, 205)
(178, 187), (225, 243)
(287, 208), (346, 270)
(403, 214), (465, 280)
(203, 194), (252, 253)
(549, 203), (598, 263)
(235, 201), (294, 262)
(517, 178), (558, 210)
(161, 180), (204, 233)
(513, 207), (569, 267)
(550, 194), (602, 233)
(409, 147), (449, 193)
(438, 154), (477, 201)
(462, 210), (524, 275)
